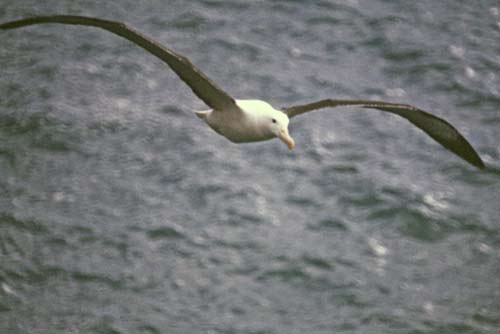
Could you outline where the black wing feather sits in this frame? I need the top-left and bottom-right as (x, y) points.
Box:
(283, 99), (485, 169)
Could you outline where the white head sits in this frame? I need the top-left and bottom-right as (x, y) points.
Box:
(266, 109), (295, 150)
(236, 99), (295, 149)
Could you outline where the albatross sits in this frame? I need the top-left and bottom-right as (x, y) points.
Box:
(0, 15), (485, 169)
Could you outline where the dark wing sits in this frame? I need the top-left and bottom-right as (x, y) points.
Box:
(283, 99), (485, 169)
(0, 15), (239, 112)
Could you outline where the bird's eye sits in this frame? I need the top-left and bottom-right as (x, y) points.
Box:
(272, 118), (277, 123)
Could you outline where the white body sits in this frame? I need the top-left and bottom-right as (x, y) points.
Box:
(196, 99), (294, 147)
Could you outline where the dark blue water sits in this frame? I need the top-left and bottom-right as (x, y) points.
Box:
(1, 1), (500, 333)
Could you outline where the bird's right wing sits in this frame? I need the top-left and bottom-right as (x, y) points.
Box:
(283, 99), (485, 169)
(0, 15), (240, 112)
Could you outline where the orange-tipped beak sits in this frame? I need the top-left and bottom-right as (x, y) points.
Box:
(278, 129), (295, 150)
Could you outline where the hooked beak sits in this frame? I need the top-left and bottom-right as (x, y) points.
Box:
(278, 128), (295, 150)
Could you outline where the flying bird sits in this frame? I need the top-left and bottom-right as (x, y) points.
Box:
(0, 15), (485, 169)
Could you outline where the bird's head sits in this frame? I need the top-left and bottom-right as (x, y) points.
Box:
(235, 99), (295, 149)
(268, 111), (295, 150)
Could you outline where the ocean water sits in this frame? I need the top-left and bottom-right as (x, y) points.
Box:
(1, 1), (500, 333)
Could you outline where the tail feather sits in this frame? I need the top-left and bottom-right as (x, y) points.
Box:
(195, 110), (209, 120)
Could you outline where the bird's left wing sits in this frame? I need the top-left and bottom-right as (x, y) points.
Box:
(0, 15), (240, 112)
(283, 99), (485, 169)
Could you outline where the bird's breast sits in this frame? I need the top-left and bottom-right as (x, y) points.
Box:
(205, 110), (272, 143)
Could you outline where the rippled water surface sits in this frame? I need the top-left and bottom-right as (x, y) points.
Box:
(1, 1), (500, 333)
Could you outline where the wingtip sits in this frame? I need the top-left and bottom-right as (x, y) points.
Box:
(465, 156), (486, 170)
(0, 18), (30, 30)
(455, 142), (485, 170)
(473, 157), (486, 170)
